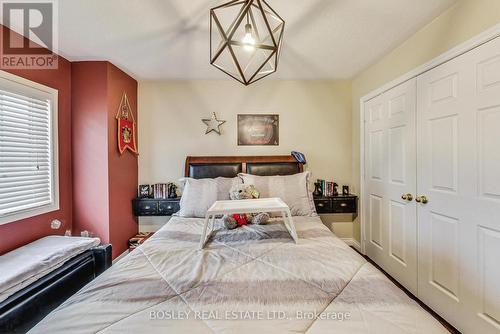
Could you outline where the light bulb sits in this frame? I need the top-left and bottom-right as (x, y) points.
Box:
(242, 23), (255, 52)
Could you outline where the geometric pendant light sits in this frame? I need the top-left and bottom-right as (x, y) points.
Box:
(210, 0), (285, 86)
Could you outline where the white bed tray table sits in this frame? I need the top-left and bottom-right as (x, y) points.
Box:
(199, 198), (298, 249)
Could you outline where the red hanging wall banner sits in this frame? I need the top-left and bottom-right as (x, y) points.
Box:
(116, 93), (138, 155)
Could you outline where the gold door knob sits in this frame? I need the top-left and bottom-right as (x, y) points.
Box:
(401, 193), (413, 201)
(416, 196), (428, 204)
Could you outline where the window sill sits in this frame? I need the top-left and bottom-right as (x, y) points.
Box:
(0, 202), (60, 225)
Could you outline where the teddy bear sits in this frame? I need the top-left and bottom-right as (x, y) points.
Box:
(223, 184), (270, 230)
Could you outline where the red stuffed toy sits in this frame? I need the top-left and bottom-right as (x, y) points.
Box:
(232, 214), (248, 226)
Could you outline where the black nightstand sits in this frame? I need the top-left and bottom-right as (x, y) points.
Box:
(314, 195), (358, 217)
(132, 198), (180, 216)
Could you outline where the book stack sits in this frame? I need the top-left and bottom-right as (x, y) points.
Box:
(317, 179), (338, 197)
(128, 232), (154, 251)
(152, 183), (169, 199)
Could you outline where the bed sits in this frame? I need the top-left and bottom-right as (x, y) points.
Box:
(28, 156), (448, 334)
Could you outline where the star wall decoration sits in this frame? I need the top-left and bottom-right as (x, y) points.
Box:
(202, 112), (226, 135)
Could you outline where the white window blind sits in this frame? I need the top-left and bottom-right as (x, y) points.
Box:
(0, 73), (58, 224)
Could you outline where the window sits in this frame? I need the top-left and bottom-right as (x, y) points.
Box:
(0, 71), (59, 225)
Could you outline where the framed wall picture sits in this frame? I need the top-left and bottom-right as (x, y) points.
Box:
(237, 114), (279, 146)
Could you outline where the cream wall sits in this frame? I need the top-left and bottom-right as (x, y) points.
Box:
(138, 0), (500, 241)
(138, 80), (354, 234)
(350, 0), (500, 242)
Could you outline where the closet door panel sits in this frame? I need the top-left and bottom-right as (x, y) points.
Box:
(478, 107), (500, 199)
(417, 36), (500, 334)
(365, 95), (387, 263)
(465, 36), (500, 334)
(478, 227), (500, 328)
(385, 81), (417, 279)
(369, 193), (383, 248)
(417, 53), (470, 331)
(364, 79), (417, 294)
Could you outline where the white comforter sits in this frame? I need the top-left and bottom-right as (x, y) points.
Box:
(29, 217), (447, 334)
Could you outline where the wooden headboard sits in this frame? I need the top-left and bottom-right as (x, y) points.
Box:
(185, 156), (303, 179)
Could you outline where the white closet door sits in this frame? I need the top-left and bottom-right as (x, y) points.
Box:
(417, 36), (500, 334)
(364, 79), (418, 294)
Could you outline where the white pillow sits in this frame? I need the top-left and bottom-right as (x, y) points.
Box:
(178, 177), (242, 217)
(238, 172), (317, 217)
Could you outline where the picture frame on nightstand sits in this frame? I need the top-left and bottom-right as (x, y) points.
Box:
(342, 185), (349, 196)
(138, 184), (151, 198)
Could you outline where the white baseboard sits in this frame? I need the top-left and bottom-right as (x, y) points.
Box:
(341, 238), (362, 253)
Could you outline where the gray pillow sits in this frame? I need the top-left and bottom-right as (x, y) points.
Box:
(214, 177), (243, 200)
(238, 172), (317, 217)
(177, 177), (242, 218)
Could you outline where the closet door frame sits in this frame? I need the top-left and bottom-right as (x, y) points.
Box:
(359, 22), (500, 254)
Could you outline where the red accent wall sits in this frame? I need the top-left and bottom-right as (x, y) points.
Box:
(107, 64), (139, 257)
(71, 62), (110, 243)
(0, 26), (73, 255)
(72, 62), (138, 259)
(0, 25), (138, 258)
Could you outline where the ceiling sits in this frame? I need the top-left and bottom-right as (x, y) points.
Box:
(55, 0), (456, 80)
